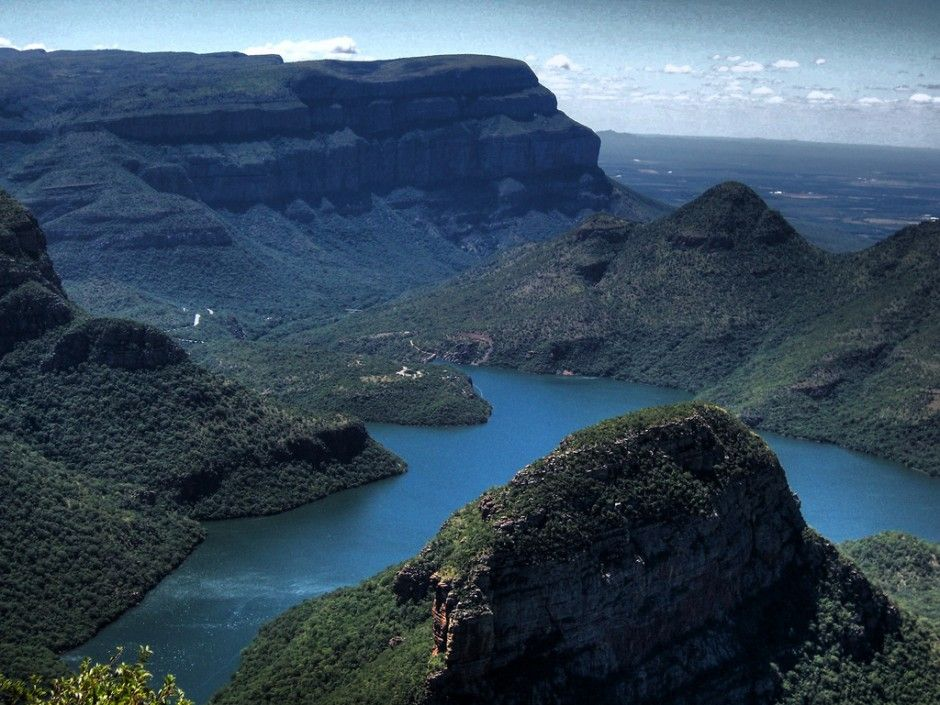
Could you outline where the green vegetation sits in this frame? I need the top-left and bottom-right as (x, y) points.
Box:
(211, 567), (433, 705)
(0, 435), (201, 678)
(774, 533), (940, 705)
(412, 403), (775, 568)
(1, 647), (192, 705)
(301, 183), (939, 475)
(0, 190), (403, 677)
(0, 333), (400, 520)
(192, 342), (491, 426)
(842, 532), (940, 626)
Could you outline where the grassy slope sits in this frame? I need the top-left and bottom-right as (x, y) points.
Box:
(191, 342), (491, 426)
(213, 404), (940, 705)
(0, 191), (402, 676)
(211, 567), (434, 705)
(299, 184), (939, 474)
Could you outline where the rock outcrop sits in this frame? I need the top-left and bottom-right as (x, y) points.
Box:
(397, 404), (901, 704)
(0, 190), (74, 353)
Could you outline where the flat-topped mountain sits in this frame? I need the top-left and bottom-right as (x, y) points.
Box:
(213, 403), (939, 705)
(307, 182), (939, 474)
(0, 49), (665, 333)
(0, 191), (402, 677)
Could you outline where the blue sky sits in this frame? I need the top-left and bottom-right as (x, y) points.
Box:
(2, 0), (938, 146)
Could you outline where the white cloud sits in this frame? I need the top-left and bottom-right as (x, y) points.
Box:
(243, 36), (361, 62)
(751, 86), (775, 96)
(815, 58), (827, 65)
(909, 93), (936, 103)
(727, 55), (742, 61)
(663, 63), (693, 74)
(731, 61), (764, 73)
(0, 37), (47, 51)
(765, 96), (786, 104)
(858, 97), (885, 104)
(717, 66), (729, 73)
(807, 90), (836, 101)
(772, 59), (800, 69)
(711, 54), (721, 60)
(545, 53), (580, 71)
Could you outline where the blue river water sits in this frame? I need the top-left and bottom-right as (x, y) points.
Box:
(67, 367), (940, 702)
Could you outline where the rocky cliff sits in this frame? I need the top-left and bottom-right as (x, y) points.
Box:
(213, 403), (935, 705)
(0, 49), (666, 332)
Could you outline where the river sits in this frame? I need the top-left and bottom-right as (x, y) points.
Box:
(66, 367), (940, 702)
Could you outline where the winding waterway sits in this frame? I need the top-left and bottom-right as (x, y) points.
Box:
(67, 367), (940, 703)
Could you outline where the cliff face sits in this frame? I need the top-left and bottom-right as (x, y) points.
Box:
(399, 405), (827, 704)
(402, 405), (901, 705)
(0, 50), (666, 330)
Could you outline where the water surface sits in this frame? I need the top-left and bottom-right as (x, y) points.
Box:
(67, 367), (939, 702)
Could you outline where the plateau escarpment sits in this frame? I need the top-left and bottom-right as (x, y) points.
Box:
(0, 49), (665, 333)
(0, 191), (402, 677)
(311, 182), (940, 475)
(214, 404), (939, 705)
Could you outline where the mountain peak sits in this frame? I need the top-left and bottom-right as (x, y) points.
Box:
(0, 189), (67, 301)
(570, 212), (633, 241)
(667, 181), (799, 249)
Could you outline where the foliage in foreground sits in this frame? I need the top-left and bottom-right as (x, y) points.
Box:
(0, 647), (191, 705)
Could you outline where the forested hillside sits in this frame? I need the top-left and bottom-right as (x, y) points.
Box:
(0, 191), (402, 677)
(302, 183), (939, 474)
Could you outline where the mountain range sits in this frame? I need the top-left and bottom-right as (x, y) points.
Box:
(304, 182), (939, 475)
(0, 49), (665, 337)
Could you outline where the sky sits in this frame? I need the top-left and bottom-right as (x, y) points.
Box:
(1, 0), (938, 147)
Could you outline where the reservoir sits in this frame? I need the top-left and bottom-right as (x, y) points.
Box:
(67, 367), (940, 702)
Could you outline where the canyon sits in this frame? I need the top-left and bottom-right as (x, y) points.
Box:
(0, 49), (665, 331)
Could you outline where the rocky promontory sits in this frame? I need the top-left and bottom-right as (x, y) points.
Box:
(213, 403), (936, 705)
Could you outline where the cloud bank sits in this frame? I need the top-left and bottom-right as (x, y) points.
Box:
(242, 36), (362, 62)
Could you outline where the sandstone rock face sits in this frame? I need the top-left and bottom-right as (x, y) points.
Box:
(0, 51), (634, 251)
(0, 191), (74, 353)
(396, 405), (898, 705)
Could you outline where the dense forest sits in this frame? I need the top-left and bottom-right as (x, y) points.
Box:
(0, 190), (402, 677)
